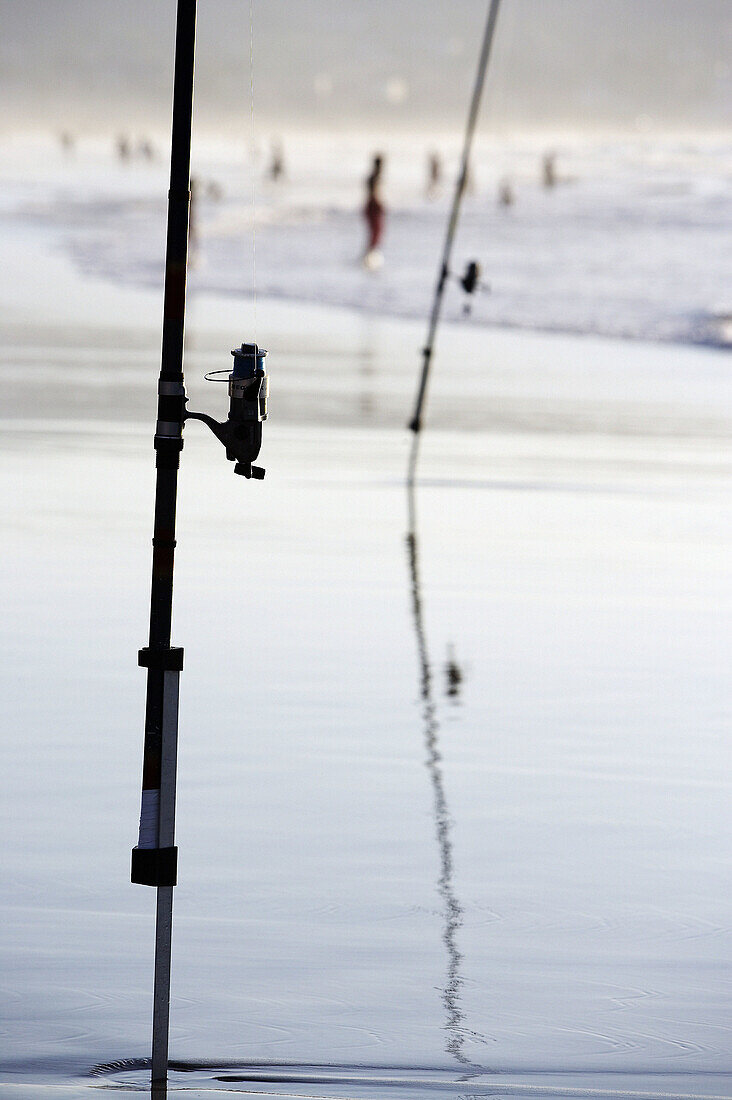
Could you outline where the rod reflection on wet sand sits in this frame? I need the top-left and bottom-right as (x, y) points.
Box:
(405, 482), (471, 1066)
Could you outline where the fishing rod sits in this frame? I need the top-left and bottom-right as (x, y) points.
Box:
(407, 0), (502, 483)
(129, 0), (268, 1088)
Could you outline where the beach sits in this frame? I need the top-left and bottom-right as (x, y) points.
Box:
(0, 143), (731, 1098)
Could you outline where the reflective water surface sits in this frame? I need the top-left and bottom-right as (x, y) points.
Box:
(0, 228), (731, 1098)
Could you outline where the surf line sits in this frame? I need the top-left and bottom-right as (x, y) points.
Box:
(407, 0), (502, 483)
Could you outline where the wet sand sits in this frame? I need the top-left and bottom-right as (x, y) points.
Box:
(0, 223), (731, 1098)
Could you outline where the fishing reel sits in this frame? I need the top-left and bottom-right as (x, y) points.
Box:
(454, 259), (490, 315)
(185, 342), (269, 479)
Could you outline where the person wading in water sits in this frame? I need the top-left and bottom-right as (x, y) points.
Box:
(363, 154), (385, 269)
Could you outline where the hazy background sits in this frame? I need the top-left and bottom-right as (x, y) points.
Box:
(2, 0), (731, 137)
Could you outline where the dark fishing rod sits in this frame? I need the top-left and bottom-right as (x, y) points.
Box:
(129, 1), (196, 1087)
(129, 0), (269, 1088)
(407, 0), (502, 483)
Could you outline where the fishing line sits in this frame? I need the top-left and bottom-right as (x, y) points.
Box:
(407, 0), (502, 484)
(249, 0), (257, 340)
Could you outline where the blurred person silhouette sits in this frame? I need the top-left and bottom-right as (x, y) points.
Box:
(363, 153), (386, 270)
(542, 151), (557, 189)
(498, 178), (514, 207)
(59, 131), (75, 155)
(138, 137), (156, 161)
(116, 134), (131, 162)
(269, 140), (285, 182)
(426, 150), (442, 199)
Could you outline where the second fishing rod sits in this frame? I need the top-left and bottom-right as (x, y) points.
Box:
(407, 0), (502, 483)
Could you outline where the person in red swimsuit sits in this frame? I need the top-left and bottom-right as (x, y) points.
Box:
(363, 154), (385, 265)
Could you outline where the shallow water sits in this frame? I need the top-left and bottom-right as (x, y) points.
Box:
(0, 187), (731, 1098)
(4, 134), (732, 346)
